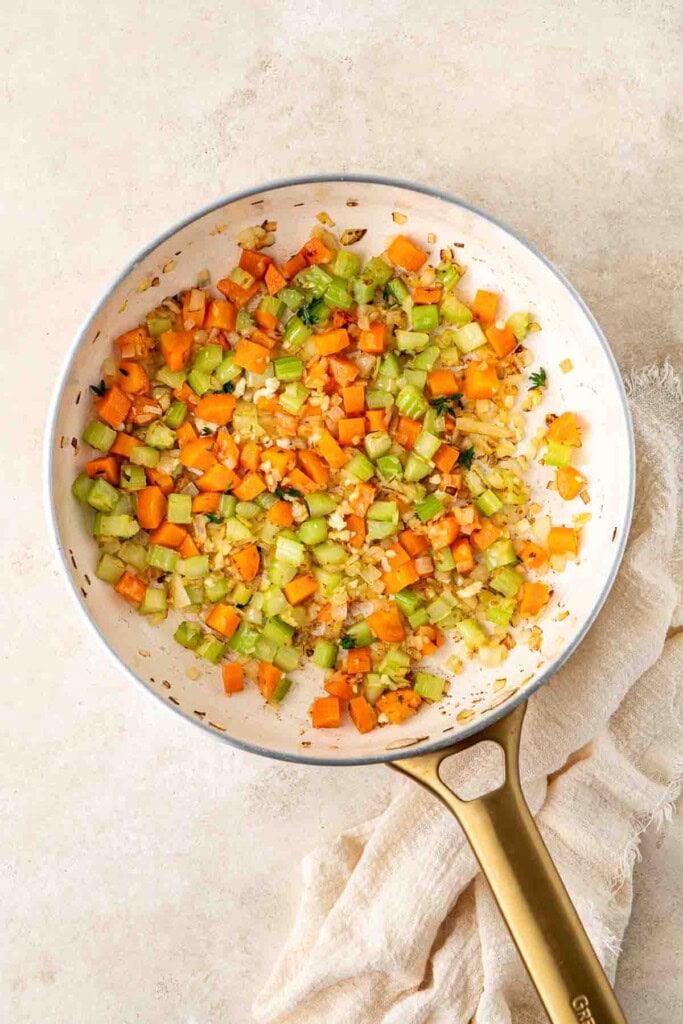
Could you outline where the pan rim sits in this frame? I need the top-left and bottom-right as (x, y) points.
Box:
(44, 173), (636, 766)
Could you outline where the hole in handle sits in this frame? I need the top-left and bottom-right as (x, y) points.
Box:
(439, 740), (506, 801)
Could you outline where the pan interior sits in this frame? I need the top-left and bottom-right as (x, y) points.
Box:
(48, 178), (633, 764)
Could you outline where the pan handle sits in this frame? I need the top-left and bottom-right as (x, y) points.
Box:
(391, 702), (627, 1024)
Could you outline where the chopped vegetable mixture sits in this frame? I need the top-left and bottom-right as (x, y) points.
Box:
(73, 224), (587, 733)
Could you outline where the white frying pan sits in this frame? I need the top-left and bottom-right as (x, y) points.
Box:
(46, 176), (634, 1024)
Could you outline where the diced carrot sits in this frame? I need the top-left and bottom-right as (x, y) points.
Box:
(283, 467), (316, 494)
(204, 298), (237, 332)
(349, 695), (377, 733)
(548, 412), (582, 446)
(310, 695), (341, 728)
(518, 581), (550, 617)
(471, 521), (502, 550)
(222, 662), (244, 694)
(114, 326), (149, 360)
(254, 308), (278, 332)
(328, 355), (359, 386)
(180, 436), (215, 471)
(149, 522), (187, 548)
(284, 574), (318, 606)
(264, 263), (287, 295)
(213, 427), (239, 466)
(315, 328), (350, 356)
(239, 248), (273, 280)
(345, 649), (372, 674)
(399, 529), (430, 557)
(463, 361), (499, 400)
(274, 411), (299, 436)
(174, 424), (197, 453)
(382, 560), (419, 594)
(337, 417), (366, 446)
(160, 330), (193, 372)
(358, 321), (386, 354)
(233, 472), (266, 501)
(182, 289), (207, 329)
(346, 513), (366, 548)
(262, 450), (296, 478)
(196, 464), (236, 493)
(173, 382), (199, 407)
(192, 492), (221, 514)
(268, 500), (293, 527)
(386, 234), (427, 272)
(366, 409), (390, 432)
(375, 688), (421, 723)
(110, 432), (141, 458)
(433, 445), (459, 474)
(297, 450), (329, 486)
(136, 485), (167, 530)
(96, 386), (132, 429)
(452, 505), (481, 533)
(471, 290), (499, 322)
(145, 468), (174, 495)
(325, 674), (354, 700)
(547, 526), (579, 556)
(427, 369), (461, 397)
(257, 661), (283, 700)
(117, 361), (149, 394)
(518, 541), (549, 569)
(179, 535), (200, 559)
(427, 515), (459, 551)
(251, 328), (278, 350)
(86, 456), (119, 485)
(114, 571), (146, 605)
(413, 286), (442, 304)
(233, 339), (270, 374)
(386, 541), (411, 568)
(238, 441), (261, 473)
(126, 395), (162, 427)
(232, 543), (260, 582)
(282, 251), (307, 279)
(556, 466), (587, 500)
(451, 538), (475, 573)
(394, 416), (422, 450)
(206, 603), (240, 639)
(318, 429), (349, 468)
(217, 277), (258, 308)
(342, 383), (365, 415)
(486, 324), (517, 358)
(195, 393), (237, 425)
(332, 308), (356, 328)
(368, 605), (405, 643)
(351, 481), (376, 516)
(300, 237), (333, 266)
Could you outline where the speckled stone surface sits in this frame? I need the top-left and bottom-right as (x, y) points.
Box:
(2, 2), (681, 1022)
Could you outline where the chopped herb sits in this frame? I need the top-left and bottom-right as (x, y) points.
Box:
(222, 381), (235, 393)
(299, 304), (314, 325)
(431, 394), (463, 416)
(89, 380), (106, 397)
(206, 514), (222, 523)
(529, 367), (547, 391)
(200, 427), (212, 436)
(340, 636), (356, 649)
(382, 284), (397, 306)
(118, 367), (129, 376)
(275, 486), (302, 500)
(458, 446), (475, 469)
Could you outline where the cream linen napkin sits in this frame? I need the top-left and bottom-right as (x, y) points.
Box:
(254, 364), (683, 1024)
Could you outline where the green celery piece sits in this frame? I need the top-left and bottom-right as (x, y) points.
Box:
(475, 489), (503, 516)
(220, 494), (237, 518)
(484, 539), (518, 570)
(184, 581), (204, 605)
(344, 621), (373, 647)
(231, 582), (252, 606)
(396, 384), (429, 419)
(367, 520), (397, 541)
(296, 265), (333, 298)
(395, 330), (430, 352)
(404, 453), (433, 482)
(255, 492), (278, 511)
(440, 295), (473, 326)
(408, 607), (430, 629)
(72, 472), (95, 503)
(274, 356), (304, 382)
(367, 501), (399, 524)
(456, 617), (487, 649)
(455, 322), (487, 353)
(376, 454), (403, 480)
(187, 369), (212, 396)
(268, 677), (292, 703)
(279, 287), (306, 312)
(176, 555), (210, 578)
(175, 621), (203, 649)
(352, 276), (375, 304)
(313, 568), (343, 598)
(139, 587), (168, 616)
(414, 430), (441, 460)
(298, 518), (328, 546)
(422, 407), (445, 435)
(228, 621), (259, 655)
(113, 493), (132, 516)
(196, 634), (226, 663)
(386, 277), (409, 303)
(86, 478), (119, 512)
(330, 249), (361, 280)
(254, 634), (278, 664)
(262, 586), (287, 618)
(214, 354), (242, 385)
(312, 541), (346, 565)
(364, 431), (392, 461)
(231, 266), (255, 289)
(83, 420), (116, 452)
(146, 544), (178, 573)
(279, 382), (309, 414)
(203, 576), (229, 603)
(363, 257), (394, 287)
(435, 546), (456, 572)
(147, 315), (172, 338)
(312, 640), (338, 669)
(235, 501), (260, 519)
(363, 675), (387, 705)
(95, 552), (125, 584)
(412, 345), (440, 371)
(268, 560), (298, 587)
(236, 309), (255, 333)
(506, 311), (532, 340)
(426, 596), (452, 623)
(365, 390), (395, 410)
(145, 421), (176, 450)
(130, 445), (160, 468)
(261, 615), (295, 646)
(346, 452), (375, 481)
(118, 541), (147, 572)
(273, 646), (300, 673)
(378, 647), (411, 676)
(413, 672), (446, 700)
(379, 352), (401, 378)
(164, 401), (187, 429)
(324, 277), (353, 310)
(305, 492), (337, 517)
(224, 518), (252, 544)
(167, 493), (192, 524)
(486, 596), (516, 626)
(274, 535), (305, 566)
(259, 294), (285, 321)
(403, 368), (427, 390)
(490, 566), (523, 598)
(543, 441), (572, 468)
(156, 366), (187, 389)
(192, 343), (223, 375)
(394, 589), (422, 616)
(97, 514), (139, 538)
(436, 263), (462, 288)
(411, 304), (439, 332)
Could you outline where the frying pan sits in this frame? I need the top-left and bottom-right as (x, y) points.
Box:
(46, 176), (635, 1024)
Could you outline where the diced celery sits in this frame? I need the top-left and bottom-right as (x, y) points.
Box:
(414, 430), (441, 461)
(367, 501), (399, 524)
(72, 472), (95, 503)
(426, 597), (452, 623)
(437, 262), (462, 288)
(231, 266), (255, 289)
(365, 390), (395, 410)
(156, 366), (187, 389)
(484, 539), (518, 570)
(378, 648), (410, 676)
(169, 576), (191, 610)
(187, 369), (212, 396)
(236, 309), (255, 333)
(140, 587), (168, 616)
(411, 304), (439, 332)
(275, 535), (305, 566)
(262, 615), (295, 646)
(386, 277), (409, 303)
(118, 541), (147, 571)
(261, 587), (287, 618)
(395, 330), (430, 352)
(412, 345), (440, 371)
(164, 401), (187, 430)
(96, 552), (126, 584)
(395, 589), (422, 616)
(87, 478), (119, 512)
(297, 265), (333, 298)
(367, 519), (398, 540)
(396, 384), (429, 419)
(475, 489), (503, 516)
(228, 621), (259, 655)
(146, 544), (178, 572)
(174, 621), (203, 650)
(456, 617), (487, 649)
(305, 492), (337, 517)
(306, 298), (331, 324)
(435, 546), (456, 572)
(490, 566), (523, 597)
(440, 295), (473, 326)
(312, 639), (338, 669)
(254, 634), (278, 664)
(486, 596), (516, 626)
(377, 454), (403, 480)
(193, 343), (223, 375)
(506, 311), (532, 340)
(167, 493), (192, 524)
(272, 356), (303, 383)
(147, 315), (172, 337)
(224, 518), (253, 544)
(269, 676), (292, 703)
(363, 675), (387, 705)
(214, 354), (242, 386)
(255, 492), (277, 512)
(220, 494), (237, 519)
(313, 568), (343, 598)
(414, 672), (446, 701)
(145, 422), (176, 450)
(259, 294), (285, 321)
(543, 441), (572, 468)
(352, 276), (375, 304)
(331, 250), (361, 280)
(298, 518), (328, 546)
(83, 420), (116, 452)
(202, 576), (229, 603)
(231, 582), (252, 606)
(404, 453), (433, 482)
(346, 451), (375, 481)
(130, 445), (160, 468)
(324, 277), (353, 310)
(344, 621), (373, 647)
(312, 541), (346, 565)
(364, 431), (392, 461)
(455, 322), (487, 353)
(422, 407), (445, 435)
(408, 607), (430, 629)
(114, 492), (132, 516)
(403, 368), (427, 390)
(464, 468), (485, 497)
(268, 560), (298, 587)
(196, 634), (226, 663)
(363, 256), (394, 287)
(273, 646), (300, 673)
(235, 501), (260, 519)
(185, 580), (204, 604)
(279, 287), (306, 311)
(176, 555), (209, 578)
(379, 352), (401, 378)
(97, 514), (139, 538)
(279, 382), (309, 415)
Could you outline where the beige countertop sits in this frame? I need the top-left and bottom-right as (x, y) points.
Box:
(3, 2), (681, 1021)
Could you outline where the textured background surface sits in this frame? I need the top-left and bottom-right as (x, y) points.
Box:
(2, 2), (681, 1022)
